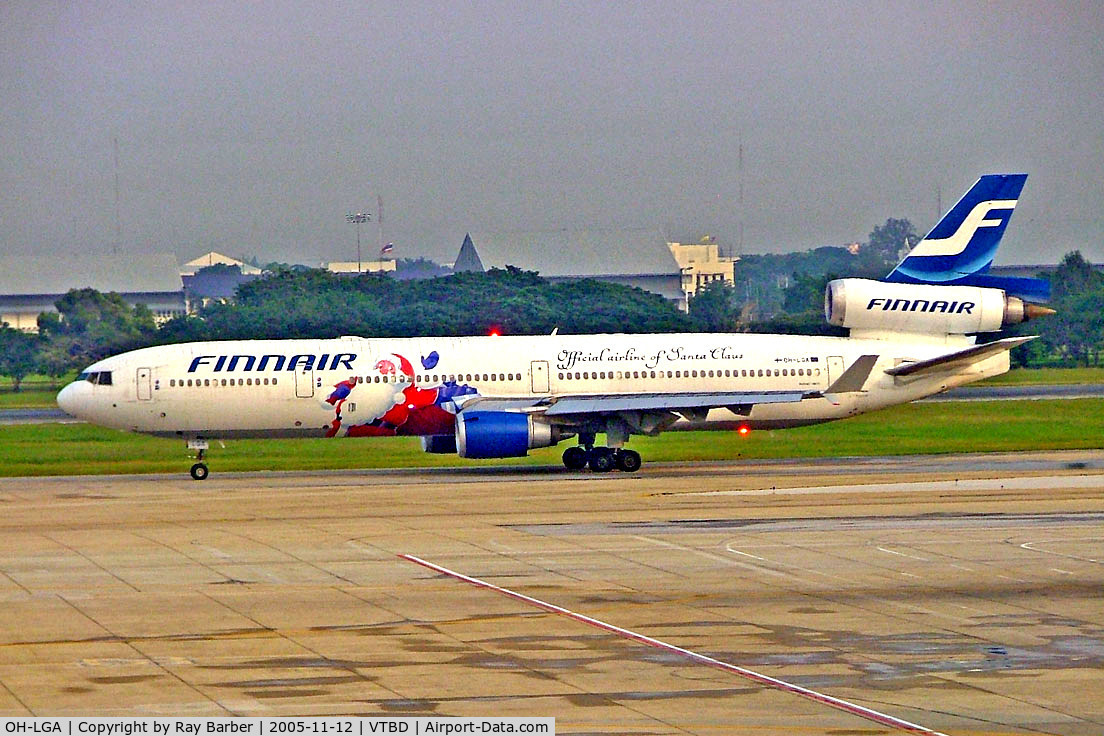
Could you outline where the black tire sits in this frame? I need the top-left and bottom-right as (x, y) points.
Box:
(615, 449), (642, 473)
(189, 463), (209, 481)
(588, 448), (615, 473)
(562, 446), (588, 470)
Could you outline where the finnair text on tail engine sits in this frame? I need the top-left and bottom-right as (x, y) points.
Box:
(57, 174), (1054, 479)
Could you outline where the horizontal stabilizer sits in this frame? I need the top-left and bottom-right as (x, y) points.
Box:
(823, 355), (879, 394)
(950, 273), (1051, 303)
(884, 336), (1035, 378)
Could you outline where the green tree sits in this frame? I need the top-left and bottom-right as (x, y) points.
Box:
(1022, 251), (1104, 366)
(37, 288), (158, 372)
(688, 281), (742, 332)
(0, 326), (39, 391)
(865, 218), (919, 271)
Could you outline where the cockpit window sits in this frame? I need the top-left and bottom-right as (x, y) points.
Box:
(78, 372), (90, 381)
(84, 371), (113, 385)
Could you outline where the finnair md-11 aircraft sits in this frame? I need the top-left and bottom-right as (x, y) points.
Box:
(58, 175), (1053, 479)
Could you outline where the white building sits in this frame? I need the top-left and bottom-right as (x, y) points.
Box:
(667, 237), (740, 303)
(0, 253), (185, 332)
(180, 251), (262, 276)
(323, 260), (397, 275)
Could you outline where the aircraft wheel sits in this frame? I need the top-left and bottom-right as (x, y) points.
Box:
(615, 449), (642, 473)
(588, 447), (615, 473)
(189, 463), (209, 481)
(562, 446), (588, 470)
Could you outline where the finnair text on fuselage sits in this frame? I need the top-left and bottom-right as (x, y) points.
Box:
(187, 353), (357, 373)
(866, 298), (975, 314)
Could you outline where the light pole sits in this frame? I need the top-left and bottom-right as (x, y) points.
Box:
(345, 212), (370, 273)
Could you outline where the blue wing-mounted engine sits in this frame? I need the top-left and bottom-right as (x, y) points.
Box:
(454, 411), (563, 459)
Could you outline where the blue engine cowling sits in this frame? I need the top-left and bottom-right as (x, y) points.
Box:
(455, 411), (559, 459)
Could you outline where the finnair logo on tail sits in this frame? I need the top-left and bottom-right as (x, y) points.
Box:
(908, 199), (1017, 258)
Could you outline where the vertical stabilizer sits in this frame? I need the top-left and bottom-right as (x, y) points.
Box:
(885, 174), (1049, 301)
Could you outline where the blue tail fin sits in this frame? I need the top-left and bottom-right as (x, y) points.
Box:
(885, 174), (1050, 301)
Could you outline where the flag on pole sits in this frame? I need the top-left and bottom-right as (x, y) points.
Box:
(380, 242), (394, 254)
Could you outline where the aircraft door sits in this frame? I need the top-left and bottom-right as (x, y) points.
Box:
(136, 367), (152, 400)
(295, 368), (314, 398)
(826, 356), (845, 387)
(530, 360), (550, 393)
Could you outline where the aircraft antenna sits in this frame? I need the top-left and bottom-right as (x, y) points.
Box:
(737, 142), (744, 257)
(377, 194), (384, 257)
(113, 137), (122, 256)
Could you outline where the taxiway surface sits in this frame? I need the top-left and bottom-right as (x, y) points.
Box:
(1, 452), (1103, 734)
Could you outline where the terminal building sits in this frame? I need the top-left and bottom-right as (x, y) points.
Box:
(667, 236), (740, 304)
(0, 253), (185, 332)
(454, 230), (738, 310)
(180, 251), (263, 276)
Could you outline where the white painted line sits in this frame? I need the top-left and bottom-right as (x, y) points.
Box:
(877, 547), (930, 561)
(400, 553), (949, 736)
(638, 536), (794, 581)
(1020, 539), (1103, 564)
(702, 473), (1104, 497)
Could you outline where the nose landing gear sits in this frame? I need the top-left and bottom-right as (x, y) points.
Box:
(187, 439), (209, 481)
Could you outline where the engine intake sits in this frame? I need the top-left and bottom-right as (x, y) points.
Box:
(455, 411), (565, 459)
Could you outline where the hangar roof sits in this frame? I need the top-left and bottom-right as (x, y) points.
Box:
(463, 228), (679, 278)
(0, 253), (183, 296)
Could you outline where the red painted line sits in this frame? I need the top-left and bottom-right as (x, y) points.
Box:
(400, 553), (949, 736)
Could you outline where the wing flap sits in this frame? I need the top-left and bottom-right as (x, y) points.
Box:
(543, 391), (807, 416)
(454, 391), (808, 417)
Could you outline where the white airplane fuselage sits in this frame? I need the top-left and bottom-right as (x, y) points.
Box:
(55, 175), (1051, 476)
(57, 331), (1006, 441)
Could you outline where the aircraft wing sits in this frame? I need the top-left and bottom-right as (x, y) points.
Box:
(456, 391), (808, 417)
(884, 336), (1035, 378)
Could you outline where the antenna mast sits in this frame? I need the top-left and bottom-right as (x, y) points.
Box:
(113, 137), (122, 255)
(377, 193), (384, 254)
(737, 142), (745, 257)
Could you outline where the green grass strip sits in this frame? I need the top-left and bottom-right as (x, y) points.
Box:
(1, 398), (1098, 477)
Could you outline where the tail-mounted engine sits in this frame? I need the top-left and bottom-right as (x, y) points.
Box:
(825, 278), (1052, 337)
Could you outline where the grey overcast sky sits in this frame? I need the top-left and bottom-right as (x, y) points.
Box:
(2, 1), (1102, 267)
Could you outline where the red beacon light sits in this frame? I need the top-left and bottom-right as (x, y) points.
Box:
(488, 327), (502, 337)
(737, 425), (751, 436)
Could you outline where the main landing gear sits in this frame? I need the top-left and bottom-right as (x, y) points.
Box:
(188, 439), (210, 481)
(561, 445), (642, 473)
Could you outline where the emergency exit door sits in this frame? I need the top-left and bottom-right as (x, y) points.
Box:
(530, 361), (550, 393)
(136, 367), (152, 400)
(295, 368), (314, 398)
(826, 356), (845, 386)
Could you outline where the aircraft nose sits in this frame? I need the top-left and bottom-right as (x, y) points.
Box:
(56, 380), (90, 419)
